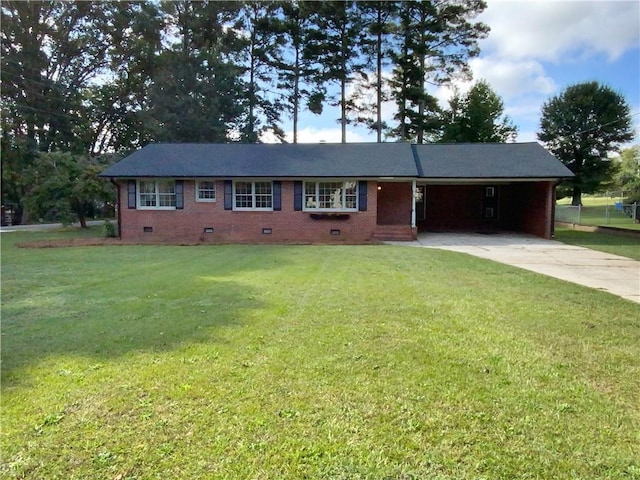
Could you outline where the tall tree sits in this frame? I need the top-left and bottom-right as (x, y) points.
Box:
(538, 81), (634, 205)
(440, 80), (517, 143)
(85, 1), (164, 153)
(389, 0), (489, 143)
(305, 1), (365, 143)
(350, 1), (399, 142)
(237, 1), (286, 143)
(277, 0), (324, 143)
(144, 52), (245, 143)
(146, 1), (245, 142)
(612, 146), (640, 196)
(1, 0), (132, 222)
(1, 1), (125, 153)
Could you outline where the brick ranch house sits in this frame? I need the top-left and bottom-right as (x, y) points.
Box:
(100, 142), (573, 244)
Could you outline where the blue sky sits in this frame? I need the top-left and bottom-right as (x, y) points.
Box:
(271, 0), (640, 147)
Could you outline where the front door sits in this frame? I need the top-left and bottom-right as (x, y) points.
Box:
(376, 182), (413, 225)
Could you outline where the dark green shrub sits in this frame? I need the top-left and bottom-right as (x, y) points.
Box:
(104, 220), (117, 238)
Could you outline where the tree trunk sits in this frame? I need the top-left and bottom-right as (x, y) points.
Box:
(79, 215), (88, 228)
(341, 77), (346, 143)
(571, 186), (582, 206)
(376, 7), (382, 143)
(293, 44), (300, 144)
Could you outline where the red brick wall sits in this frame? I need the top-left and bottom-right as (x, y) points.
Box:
(117, 180), (379, 244)
(425, 185), (486, 231)
(517, 181), (554, 239)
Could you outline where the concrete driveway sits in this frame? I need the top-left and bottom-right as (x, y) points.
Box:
(388, 233), (640, 303)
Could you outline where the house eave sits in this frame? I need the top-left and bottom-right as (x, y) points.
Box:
(418, 177), (570, 184)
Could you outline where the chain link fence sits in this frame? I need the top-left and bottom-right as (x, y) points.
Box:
(556, 202), (639, 229)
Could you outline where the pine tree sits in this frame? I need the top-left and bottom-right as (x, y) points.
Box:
(388, 0), (488, 143)
(350, 1), (399, 142)
(440, 80), (517, 143)
(304, 1), (366, 143)
(237, 1), (286, 143)
(277, 1), (324, 143)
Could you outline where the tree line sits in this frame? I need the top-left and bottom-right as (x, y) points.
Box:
(2, 1), (634, 223)
(2, 0), (494, 152)
(2, 0), (501, 223)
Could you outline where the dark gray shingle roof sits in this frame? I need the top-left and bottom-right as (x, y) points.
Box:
(101, 142), (573, 179)
(413, 142), (574, 178)
(100, 143), (418, 178)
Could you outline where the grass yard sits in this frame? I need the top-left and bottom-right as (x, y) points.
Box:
(556, 195), (640, 231)
(1, 229), (639, 479)
(557, 195), (623, 207)
(554, 227), (640, 261)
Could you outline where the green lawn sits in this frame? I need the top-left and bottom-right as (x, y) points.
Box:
(557, 195), (623, 207)
(2, 229), (639, 479)
(556, 195), (640, 231)
(554, 227), (640, 261)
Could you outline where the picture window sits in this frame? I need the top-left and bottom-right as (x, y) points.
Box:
(304, 181), (358, 211)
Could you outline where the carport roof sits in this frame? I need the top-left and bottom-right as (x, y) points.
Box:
(413, 142), (574, 179)
(100, 141), (573, 180)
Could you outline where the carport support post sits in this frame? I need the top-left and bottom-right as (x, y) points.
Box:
(411, 179), (417, 228)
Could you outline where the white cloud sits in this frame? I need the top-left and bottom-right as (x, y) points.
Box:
(480, 1), (640, 62)
(468, 57), (556, 98)
(261, 126), (370, 144)
(292, 127), (369, 144)
(431, 56), (557, 111)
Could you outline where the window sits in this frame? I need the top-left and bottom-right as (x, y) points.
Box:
(138, 180), (176, 209)
(304, 181), (357, 211)
(196, 180), (216, 202)
(233, 181), (272, 210)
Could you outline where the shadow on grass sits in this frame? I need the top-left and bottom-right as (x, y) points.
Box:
(0, 243), (294, 387)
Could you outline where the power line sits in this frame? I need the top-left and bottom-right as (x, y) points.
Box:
(571, 111), (640, 137)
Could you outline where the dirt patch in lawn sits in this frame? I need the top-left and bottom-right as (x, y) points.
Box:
(16, 238), (132, 248)
(17, 238), (216, 248)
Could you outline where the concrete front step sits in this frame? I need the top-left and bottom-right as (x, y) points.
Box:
(372, 225), (416, 241)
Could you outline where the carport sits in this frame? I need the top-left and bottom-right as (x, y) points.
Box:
(417, 180), (556, 238)
(412, 143), (573, 239)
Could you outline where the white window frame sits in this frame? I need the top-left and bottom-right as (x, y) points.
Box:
(303, 180), (358, 212)
(137, 179), (176, 210)
(196, 179), (217, 202)
(233, 180), (273, 211)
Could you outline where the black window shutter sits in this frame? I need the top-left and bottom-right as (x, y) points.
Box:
(294, 181), (302, 211)
(175, 180), (184, 209)
(224, 180), (233, 210)
(127, 180), (136, 209)
(273, 181), (281, 211)
(358, 181), (367, 211)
